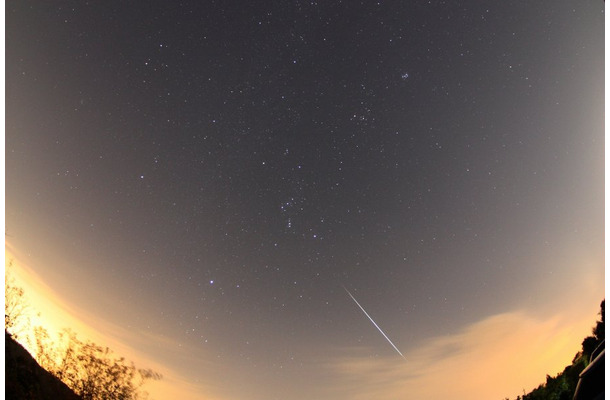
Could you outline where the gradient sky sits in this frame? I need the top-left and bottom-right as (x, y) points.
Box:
(5, 2), (605, 400)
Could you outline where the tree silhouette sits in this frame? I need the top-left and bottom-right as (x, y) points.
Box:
(592, 300), (604, 342)
(6, 260), (162, 400)
(5, 260), (32, 340)
(513, 299), (605, 400)
(35, 327), (162, 400)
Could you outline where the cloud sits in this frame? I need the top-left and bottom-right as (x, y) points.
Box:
(329, 309), (595, 400)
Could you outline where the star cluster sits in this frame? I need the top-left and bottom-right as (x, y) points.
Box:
(6, 2), (604, 400)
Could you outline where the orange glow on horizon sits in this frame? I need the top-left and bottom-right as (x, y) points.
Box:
(4, 243), (215, 400)
(5, 241), (603, 400)
(330, 308), (598, 400)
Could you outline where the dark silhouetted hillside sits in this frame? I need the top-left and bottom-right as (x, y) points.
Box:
(506, 300), (604, 400)
(5, 263), (161, 400)
(5, 331), (81, 400)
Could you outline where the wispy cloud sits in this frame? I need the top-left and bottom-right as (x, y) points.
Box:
(328, 309), (595, 400)
(6, 241), (602, 400)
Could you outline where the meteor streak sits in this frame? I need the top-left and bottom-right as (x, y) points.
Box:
(343, 286), (406, 359)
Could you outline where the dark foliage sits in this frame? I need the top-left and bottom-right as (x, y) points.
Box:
(5, 261), (32, 341)
(5, 330), (82, 400)
(5, 263), (162, 400)
(507, 300), (604, 400)
(33, 327), (162, 400)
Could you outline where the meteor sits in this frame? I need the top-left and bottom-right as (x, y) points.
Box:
(343, 286), (406, 359)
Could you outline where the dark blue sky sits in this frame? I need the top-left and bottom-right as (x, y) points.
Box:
(6, 2), (605, 399)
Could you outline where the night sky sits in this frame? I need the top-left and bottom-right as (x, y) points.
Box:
(5, 2), (605, 399)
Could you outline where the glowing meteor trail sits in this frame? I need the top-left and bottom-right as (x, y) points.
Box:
(343, 286), (406, 359)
